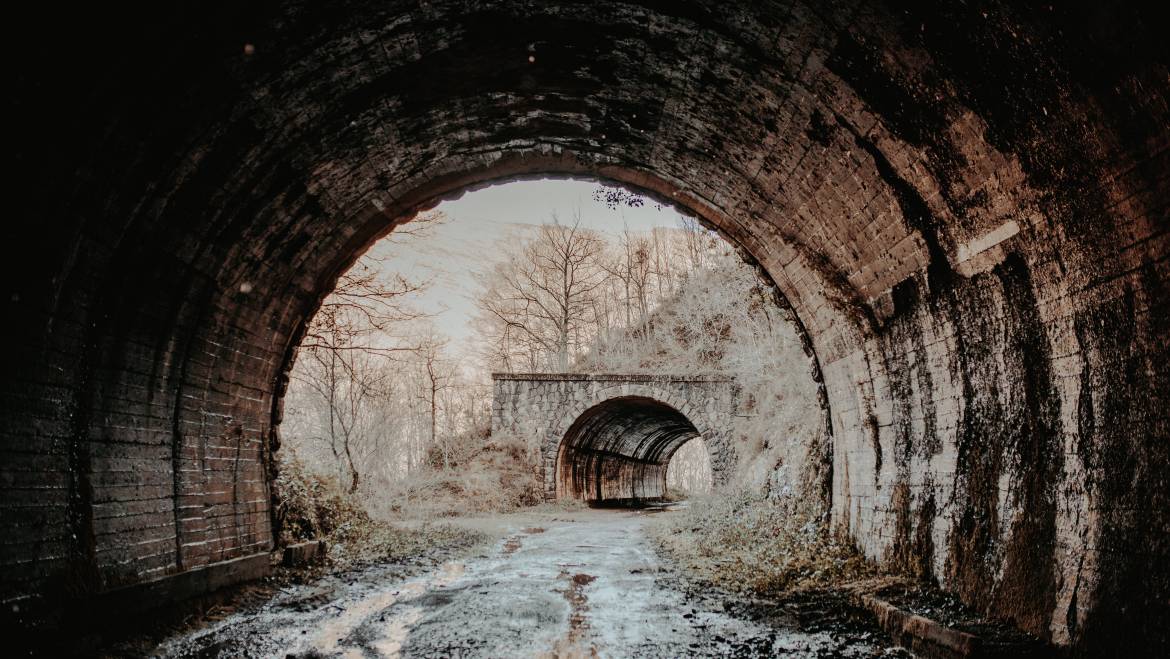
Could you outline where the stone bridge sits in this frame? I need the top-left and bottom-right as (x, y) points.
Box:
(491, 374), (739, 503)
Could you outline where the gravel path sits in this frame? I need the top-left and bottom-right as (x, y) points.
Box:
(158, 506), (898, 658)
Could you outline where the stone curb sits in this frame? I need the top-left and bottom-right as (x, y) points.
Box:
(855, 592), (981, 658)
(282, 540), (328, 567)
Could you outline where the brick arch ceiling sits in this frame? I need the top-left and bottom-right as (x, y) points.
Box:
(3, 2), (1167, 653)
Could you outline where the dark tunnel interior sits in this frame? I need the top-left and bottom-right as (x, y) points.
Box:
(556, 396), (702, 504)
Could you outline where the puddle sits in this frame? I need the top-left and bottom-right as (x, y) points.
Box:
(562, 572), (597, 640)
(306, 581), (427, 658)
(503, 527), (547, 555)
(301, 560), (467, 657)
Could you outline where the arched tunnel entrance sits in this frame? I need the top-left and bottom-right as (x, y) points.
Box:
(4, 2), (1168, 653)
(556, 396), (703, 504)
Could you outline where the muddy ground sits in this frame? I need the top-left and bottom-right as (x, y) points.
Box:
(116, 505), (909, 657)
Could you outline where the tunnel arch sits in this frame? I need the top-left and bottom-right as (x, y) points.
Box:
(4, 2), (1168, 652)
(554, 396), (706, 503)
(534, 378), (738, 503)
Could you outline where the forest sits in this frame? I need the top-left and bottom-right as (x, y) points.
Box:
(278, 188), (823, 519)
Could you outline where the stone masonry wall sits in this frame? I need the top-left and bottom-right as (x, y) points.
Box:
(491, 374), (740, 500)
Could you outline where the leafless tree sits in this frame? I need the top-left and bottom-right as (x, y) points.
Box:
(299, 211), (446, 356)
(600, 225), (656, 328)
(292, 346), (395, 493)
(679, 215), (717, 272)
(474, 211), (608, 371)
(413, 329), (456, 469)
(285, 211), (445, 492)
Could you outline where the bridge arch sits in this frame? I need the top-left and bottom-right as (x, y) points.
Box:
(554, 395), (704, 503)
(540, 379), (736, 503)
(493, 374), (738, 502)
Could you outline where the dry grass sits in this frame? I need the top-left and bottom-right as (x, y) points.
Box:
(369, 438), (543, 520)
(327, 517), (490, 570)
(651, 491), (878, 596)
(273, 452), (490, 570)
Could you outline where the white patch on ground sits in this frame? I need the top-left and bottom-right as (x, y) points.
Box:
(157, 507), (891, 658)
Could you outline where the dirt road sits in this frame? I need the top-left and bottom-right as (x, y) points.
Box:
(158, 506), (897, 657)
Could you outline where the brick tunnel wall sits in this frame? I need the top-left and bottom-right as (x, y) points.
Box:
(2, 2), (1166, 653)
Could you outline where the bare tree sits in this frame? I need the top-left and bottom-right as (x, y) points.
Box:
(600, 225), (656, 328)
(413, 329), (456, 469)
(474, 211), (608, 372)
(650, 226), (677, 301)
(299, 266), (424, 357)
(292, 345), (395, 493)
(679, 215), (716, 272)
(285, 210), (446, 492)
(472, 210), (723, 375)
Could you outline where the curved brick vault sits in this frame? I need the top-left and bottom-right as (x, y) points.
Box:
(490, 374), (738, 503)
(2, 2), (1168, 652)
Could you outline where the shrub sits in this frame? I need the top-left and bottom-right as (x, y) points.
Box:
(273, 451), (369, 544)
(368, 433), (543, 519)
(651, 490), (877, 596)
(274, 450), (490, 570)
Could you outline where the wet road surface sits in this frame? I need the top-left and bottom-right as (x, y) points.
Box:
(159, 507), (895, 657)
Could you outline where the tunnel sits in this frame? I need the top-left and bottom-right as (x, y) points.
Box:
(556, 397), (703, 504)
(3, 1), (1168, 653)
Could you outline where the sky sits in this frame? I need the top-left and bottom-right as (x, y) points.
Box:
(364, 179), (689, 352)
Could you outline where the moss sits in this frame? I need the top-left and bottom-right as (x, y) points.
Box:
(939, 253), (1062, 640)
(1071, 263), (1170, 655)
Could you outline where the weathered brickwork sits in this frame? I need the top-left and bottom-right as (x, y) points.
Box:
(3, 2), (1166, 652)
(491, 374), (739, 501)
